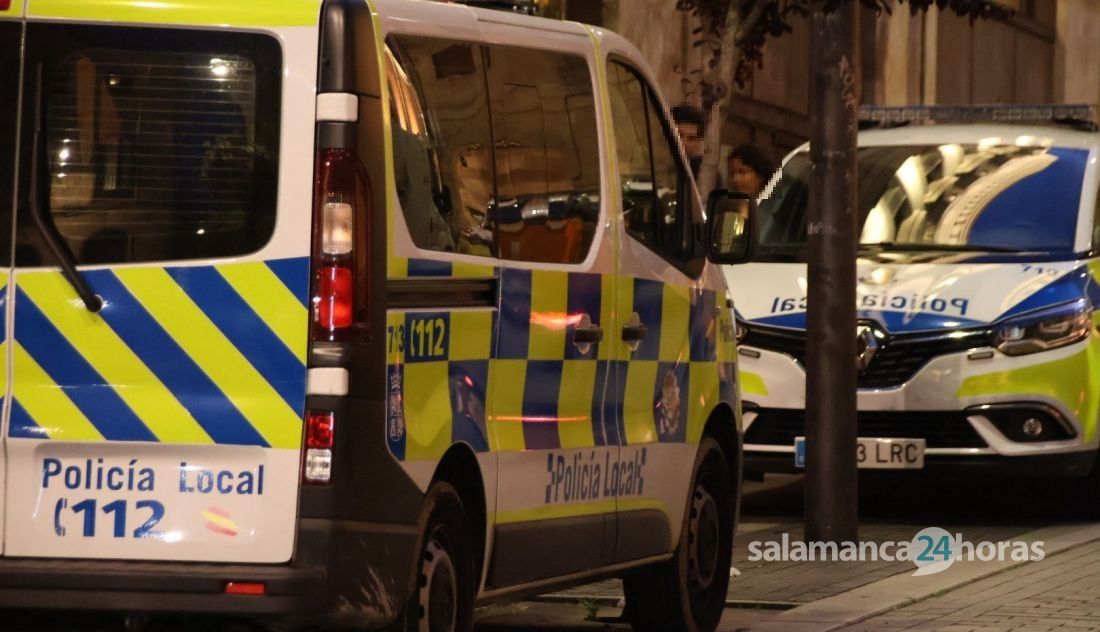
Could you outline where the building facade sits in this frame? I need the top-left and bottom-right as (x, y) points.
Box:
(564, 0), (1099, 159)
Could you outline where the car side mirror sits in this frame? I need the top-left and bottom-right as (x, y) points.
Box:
(705, 189), (756, 264)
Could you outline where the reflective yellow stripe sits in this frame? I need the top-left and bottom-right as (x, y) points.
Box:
(488, 359), (527, 451)
(403, 362), (452, 460)
(740, 371), (768, 396)
(115, 267), (301, 449)
(452, 262), (496, 279)
(660, 284), (690, 362)
(557, 359), (597, 448)
(217, 262), (308, 362)
(495, 497), (668, 524)
(12, 342), (103, 442)
(18, 273), (213, 445)
(449, 310), (492, 361)
(623, 360), (657, 445)
(528, 270), (568, 361)
(958, 344), (1100, 441)
(27, 0), (321, 27)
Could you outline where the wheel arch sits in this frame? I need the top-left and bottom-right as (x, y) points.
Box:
(702, 402), (741, 492)
(431, 443), (488, 585)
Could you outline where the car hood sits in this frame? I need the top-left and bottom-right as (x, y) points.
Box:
(724, 258), (1099, 333)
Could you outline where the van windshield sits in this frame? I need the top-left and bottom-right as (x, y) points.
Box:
(756, 143), (1090, 260)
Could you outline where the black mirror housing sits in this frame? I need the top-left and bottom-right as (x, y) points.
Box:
(705, 189), (756, 264)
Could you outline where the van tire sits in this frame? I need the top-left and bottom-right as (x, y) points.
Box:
(399, 483), (476, 632)
(622, 437), (734, 632)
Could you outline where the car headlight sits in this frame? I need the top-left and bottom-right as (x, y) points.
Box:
(993, 300), (1093, 356)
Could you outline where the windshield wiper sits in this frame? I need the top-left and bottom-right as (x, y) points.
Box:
(859, 242), (1026, 253)
(28, 65), (102, 313)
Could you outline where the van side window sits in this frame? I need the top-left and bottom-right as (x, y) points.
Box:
(607, 61), (700, 273)
(486, 45), (600, 264)
(387, 37), (495, 257)
(24, 28), (281, 266)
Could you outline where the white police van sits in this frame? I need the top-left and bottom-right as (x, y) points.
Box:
(0, 1), (751, 630)
(726, 106), (1100, 488)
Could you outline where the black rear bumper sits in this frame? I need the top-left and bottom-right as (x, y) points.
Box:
(0, 517), (419, 627)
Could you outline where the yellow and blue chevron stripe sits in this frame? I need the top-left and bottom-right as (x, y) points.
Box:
(8, 258), (309, 449)
(386, 263), (733, 461)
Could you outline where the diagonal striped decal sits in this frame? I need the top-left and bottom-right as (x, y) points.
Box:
(217, 262), (309, 361)
(19, 273), (214, 445)
(115, 267), (303, 449)
(86, 271), (272, 448)
(264, 258), (310, 308)
(11, 341), (104, 442)
(15, 288), (157, 442)
(167, 266), (306, 413)
(9, 398), (47, 439)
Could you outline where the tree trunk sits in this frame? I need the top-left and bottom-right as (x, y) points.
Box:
(696, 4), (742, 199)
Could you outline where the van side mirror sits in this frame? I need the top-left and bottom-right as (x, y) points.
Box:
(705, 189), (755, 264)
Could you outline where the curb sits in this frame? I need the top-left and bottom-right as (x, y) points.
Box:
(743, 521), (1100, 631)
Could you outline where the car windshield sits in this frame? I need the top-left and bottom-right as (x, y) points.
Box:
(756, 142), (1089, 260)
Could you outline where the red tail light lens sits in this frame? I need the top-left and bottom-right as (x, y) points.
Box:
(306, 411), (335, 449)
(304, 411), (334, 485)
(311, 148), (371, 341)
(317, 266), (353, 329)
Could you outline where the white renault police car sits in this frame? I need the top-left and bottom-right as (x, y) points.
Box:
(727, 106), (1100, 487)
(0, 1), (751, 630)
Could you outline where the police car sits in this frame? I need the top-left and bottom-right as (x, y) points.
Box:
(726, 106), (1100, 486)
(0, 1), (751, 630)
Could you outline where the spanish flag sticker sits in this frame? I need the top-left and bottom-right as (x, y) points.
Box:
(203, 506), (239, 536)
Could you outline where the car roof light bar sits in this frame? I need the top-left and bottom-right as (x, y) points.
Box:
(859, 104), (1098, 132)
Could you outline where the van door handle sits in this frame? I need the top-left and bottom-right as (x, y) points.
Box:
(573, 324), (604, 344)
(621, 324), (649, 342)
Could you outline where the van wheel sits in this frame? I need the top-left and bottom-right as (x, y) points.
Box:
(402, 483), (475, 632)
(623, 437), (734, 632)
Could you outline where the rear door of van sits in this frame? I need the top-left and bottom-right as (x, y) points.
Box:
(2, 6), (318, 564)
(0, 6), (22, 556)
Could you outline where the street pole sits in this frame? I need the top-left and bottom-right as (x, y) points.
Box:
(805, 0), (859, 543)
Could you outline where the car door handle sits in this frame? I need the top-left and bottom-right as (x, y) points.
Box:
(573, 324), (604, 344)
(621, 324), (649, 342)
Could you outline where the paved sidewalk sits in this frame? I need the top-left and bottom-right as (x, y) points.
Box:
(840, 539), (1100, 632)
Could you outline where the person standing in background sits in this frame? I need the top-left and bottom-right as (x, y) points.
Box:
(671, 104), (705, 178)
(727, 143), (776, 198)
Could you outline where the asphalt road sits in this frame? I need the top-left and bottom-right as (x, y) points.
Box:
(2, 471), (1088, 631)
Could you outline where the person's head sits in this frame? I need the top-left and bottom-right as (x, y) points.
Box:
(671, 105), (705, 159)
(727, 144), (776, 198)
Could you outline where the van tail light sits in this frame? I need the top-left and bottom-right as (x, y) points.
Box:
(303, 411), (335, 485)
(311, 148), (371, 341)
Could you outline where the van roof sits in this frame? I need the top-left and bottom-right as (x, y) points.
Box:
(374, 0), (590, 36)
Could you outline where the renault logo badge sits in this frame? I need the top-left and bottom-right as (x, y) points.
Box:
(856, 324), (880, 372)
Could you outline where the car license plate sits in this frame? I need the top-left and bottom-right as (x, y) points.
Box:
(794, 437), (925, 469)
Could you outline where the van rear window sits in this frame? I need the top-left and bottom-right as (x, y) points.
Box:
(18, 25), (281, 266)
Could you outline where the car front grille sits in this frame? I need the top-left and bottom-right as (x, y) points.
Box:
(741, 324), (991, 388)
(744, 408), (988, 448)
